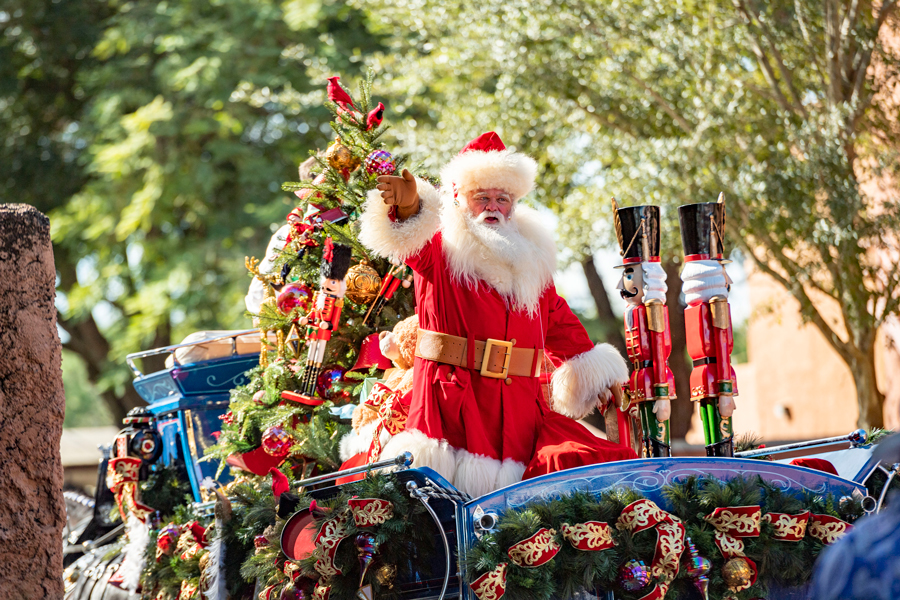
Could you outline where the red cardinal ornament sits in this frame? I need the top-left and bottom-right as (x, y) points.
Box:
(326, 76), (355, 110)
(366, 102), (385, 130)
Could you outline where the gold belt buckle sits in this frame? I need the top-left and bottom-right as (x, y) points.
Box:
(480, 338), (512, 379)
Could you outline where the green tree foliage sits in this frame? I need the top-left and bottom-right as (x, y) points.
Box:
(1, 0), (386, 422)
(363, 0), (900, 429)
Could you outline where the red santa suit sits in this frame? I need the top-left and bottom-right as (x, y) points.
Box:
(359, 134), (635, 497)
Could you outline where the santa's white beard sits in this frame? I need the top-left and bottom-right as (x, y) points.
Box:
(463, 209), (529, 264)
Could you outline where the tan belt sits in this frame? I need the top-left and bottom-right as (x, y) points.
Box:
(415, 328), (543, 379)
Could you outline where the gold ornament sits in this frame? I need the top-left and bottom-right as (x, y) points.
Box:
(376, 564), (397, 588)
(722, 557), (753, 589)
(325, 140), (361, 172)
(345, 260), (382, 304)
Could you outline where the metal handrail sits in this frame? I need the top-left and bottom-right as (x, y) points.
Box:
(125, 328), (260, 377)
(190, 452), (415, 515)
(734, 429), (868, 459)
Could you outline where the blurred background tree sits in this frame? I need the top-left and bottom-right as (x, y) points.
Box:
(3, 0), (897, 432)
(360, 0), (900, 431)
(1, 0), (388, 422)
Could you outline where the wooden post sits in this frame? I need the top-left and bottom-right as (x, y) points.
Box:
(0, 204), (66, 598)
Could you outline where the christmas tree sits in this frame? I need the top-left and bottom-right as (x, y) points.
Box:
(205, 71), (416, 478)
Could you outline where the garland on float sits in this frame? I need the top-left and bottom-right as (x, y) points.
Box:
(465, 475), (863, 600)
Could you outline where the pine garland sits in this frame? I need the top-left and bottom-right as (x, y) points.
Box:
(465, 475), (863, 600)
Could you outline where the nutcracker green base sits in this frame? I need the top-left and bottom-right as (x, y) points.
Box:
(638, 402), (671, 458)
(699, 397), (734, 457)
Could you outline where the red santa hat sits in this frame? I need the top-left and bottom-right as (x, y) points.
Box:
(440, 131), (538, 202)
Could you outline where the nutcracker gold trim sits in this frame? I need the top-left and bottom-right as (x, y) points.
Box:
(645, 299), (666, 333)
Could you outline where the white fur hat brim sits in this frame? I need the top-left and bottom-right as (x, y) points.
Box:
(440, 149), (537, 201)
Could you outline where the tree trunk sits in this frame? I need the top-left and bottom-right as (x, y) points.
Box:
(851, 341), (885, 429)
(60, 313), (146, 424)
(665, 261), (693, 439)
(581, 255), (626, 356)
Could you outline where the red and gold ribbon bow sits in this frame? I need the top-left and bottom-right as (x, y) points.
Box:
(313, 512), (351, 578)
(762, 510), (810, 542)
(363, 383), (409, 463)
(703, 505), (761, 591)
(470, 562), (507, 600)
(616, 499), (685, 600)
(179, 580), (198, 600)
(106, 457), (154, 524)
(808, 514), (852, 544)
(560, 521), (616, 551)
(348, 497), (394, 527)
(313, 582), (331, 600)
(507, 528), (560, 567)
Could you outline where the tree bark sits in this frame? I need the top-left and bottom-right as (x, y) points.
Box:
(665, 261), (693, 439)
(581, 255), (626, 356)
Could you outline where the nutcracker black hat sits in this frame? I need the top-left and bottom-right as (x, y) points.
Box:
(612, 199), (661, 268)
(320, 239), (353, 280)
(678, 193), (730, 263)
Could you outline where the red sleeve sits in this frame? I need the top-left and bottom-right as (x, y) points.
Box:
(650, 327), (668, 387)
(543, 285), (595, 367)
(713, 303), (734, 387)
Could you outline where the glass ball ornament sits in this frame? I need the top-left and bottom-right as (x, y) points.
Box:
(364, 150), (395, 176)
(252, 390), (268, 405)
(277, 284), (313, 315)
(345, 261), (382, 304)
(617, 559), (651, 592)
(261, 425), (294, 457)
(325, 140), (361, 172)
(279, 586), (306, 600)
(316, 366), (349, 401)
(722, 557), (753, 589)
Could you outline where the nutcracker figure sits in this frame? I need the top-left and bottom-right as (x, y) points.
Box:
(613, 200), (674, 457)
(296, 240), (353, 398)
(678, 194), (737, 457)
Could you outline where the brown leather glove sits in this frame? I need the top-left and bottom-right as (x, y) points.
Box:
(376, 169), (420, 221)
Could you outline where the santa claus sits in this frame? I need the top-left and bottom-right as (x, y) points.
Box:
(359, 132), (636, 496)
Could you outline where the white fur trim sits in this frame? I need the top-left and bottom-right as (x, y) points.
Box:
(550, 344), (630, 420)
(203, 525), (226, 600)
(441, 149), (537, 201)
(338, 421), (391, 462)
(440, 200), (556, 316)
(119, 514), (150, 592)
(358, 177), (441, 263)
(380, 429), (458, 484)
(455, 450), (526, 498)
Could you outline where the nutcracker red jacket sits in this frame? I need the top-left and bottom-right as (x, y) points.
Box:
(359, 178), (635, 497)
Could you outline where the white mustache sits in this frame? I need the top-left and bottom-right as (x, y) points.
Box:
(475, 210), (506, 225)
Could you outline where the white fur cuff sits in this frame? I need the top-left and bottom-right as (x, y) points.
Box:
(550, 344), (629, 420)
(358, 177), (441, 263)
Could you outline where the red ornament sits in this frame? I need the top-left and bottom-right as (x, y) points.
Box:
(253, 390), (268, 405)
(364, 150), (395, 176)
(261, 425), (294, 458)
(277, 284), (313, 316)
(316, 366), (349, 401)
